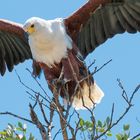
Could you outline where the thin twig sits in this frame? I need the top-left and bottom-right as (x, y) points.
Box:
(88, 59), (96, 69)
(92, 59), (112, 75)
(95, 82), (140, 140)
(37, 95), (50, 125)
(130, 132), (140, 140)
(94, 104), (114, 139)
(53, 128), (62, 140)
(47, 101), (55, 140)
(67, 110), (75, 140)
(26, 91), (50, 109)
(74, 110), (82, 136)
(30, 104), (47, 140)
(117, 79), (129, 104)
(26, 68), (52, 102)
(0, 111), (34, 125)
(15, 70), (51, 105)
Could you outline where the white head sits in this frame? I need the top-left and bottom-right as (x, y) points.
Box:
(23, 17), (46, 35)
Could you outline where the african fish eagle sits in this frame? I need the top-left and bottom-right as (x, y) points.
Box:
(0, 0), (140, 109)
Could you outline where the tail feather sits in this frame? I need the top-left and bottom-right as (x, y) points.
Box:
(72, 82), (104, 110)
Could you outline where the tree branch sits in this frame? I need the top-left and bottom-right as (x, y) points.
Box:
(29, 104), (47, 140)
(0, 111), (34, 125)
(130, 132), (140, 140)
(94, 81), (140, 140)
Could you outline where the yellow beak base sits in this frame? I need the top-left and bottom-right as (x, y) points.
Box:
(27, 27), (35, 34)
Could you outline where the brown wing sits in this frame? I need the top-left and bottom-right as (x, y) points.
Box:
(65, 0), (112, 42)
(0, 19), (32, 76)
(65, 0), (140, 58)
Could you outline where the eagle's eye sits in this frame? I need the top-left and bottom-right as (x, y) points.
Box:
(31, 24), (34, 28)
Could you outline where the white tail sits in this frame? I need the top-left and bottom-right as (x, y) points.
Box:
(72, 82), (104, 110)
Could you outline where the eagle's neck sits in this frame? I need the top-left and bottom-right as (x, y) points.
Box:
(29, 18), (72, 67)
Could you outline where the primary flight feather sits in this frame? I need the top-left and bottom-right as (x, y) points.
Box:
(0, 0), (140, 109)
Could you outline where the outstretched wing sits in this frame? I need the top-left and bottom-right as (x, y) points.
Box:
(0, 19), (32, 76)
(65, 0), (140, 58)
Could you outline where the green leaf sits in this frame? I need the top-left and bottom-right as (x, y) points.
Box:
(29, 133), (35, 140)
(0, 131), (7, 135)
(0, 123), (36, 140)
(18, 122), (23, 129)
(106, 117), (110, 126)
(85, 121), (93, 128)
(8, 123), (14, 130)
(116, 134), (123, 140)
(16, 127), (24, 132)
(106, 131), (112, 137)
(99, 128), (105, 133)
(136, 138), (140, 140)
(21, 135), (26, 140)
(107, 133), (112, 137)
(97, 120), (102, 127)
(123, 133), (129, 139)
(123, 124), (130, 131)
(79, 118), (84, 127)
(81, 127), (86, 132)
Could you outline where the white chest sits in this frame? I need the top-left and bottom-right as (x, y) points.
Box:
(29, 18), (72, 67)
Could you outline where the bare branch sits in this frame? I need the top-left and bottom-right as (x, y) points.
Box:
(26, 68), (52, 102)
(29, 104), (47, 140)
(130, 132), (140, 140)
(6, 58), (139, 140)
(53, 128), (62, 140)
(94, 103), (115, 139)
(117, 79), (129, 104)
(95, 81), (140, 140)
(47, 101), (55, 140)
(92, 59), (112, 75)
(37, 95), (50, 125)
(88, 59), (96, 69)
(0, 111), (34, 125)
(15, 70), (51, 105)
(129, 84), (140, 103)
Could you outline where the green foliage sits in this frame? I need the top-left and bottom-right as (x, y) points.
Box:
(78, 116), (112, 139)
(79, 118), (93, 133)
(0, 122), (35, 140)
(123, 124), (130, 131)
(116, 124), (130, 140)
(1, 121), (140, 140)
(96, 116), (112, 137)
(78, 117), (140, 140)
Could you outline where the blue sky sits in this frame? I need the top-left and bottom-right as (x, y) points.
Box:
(0, 0), (140, 139)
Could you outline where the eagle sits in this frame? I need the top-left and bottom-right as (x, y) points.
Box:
(0, 0), (140, 109)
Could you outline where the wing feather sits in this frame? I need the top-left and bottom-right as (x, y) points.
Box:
(128, 1), (140, 13)
(6, 33), (23, 64)
(124, 4), (140, 30)
(0, 20), (32, 75)
(119, 6), (135, 29)
(7, 35), (26, 62)
(77, 1), (140, 57)
(13, 35), (30, 59)
(94, 9), (106, 45)
(84, 22), (92, 53)
(78, 27), (86, 55)
(0, 40), (6, 75)
(104, 5), (124, 34)
(0, 35), (14, 72)
(89, 17), (97, 50)
(4, 34), (20, 65)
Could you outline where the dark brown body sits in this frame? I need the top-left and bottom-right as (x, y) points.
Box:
(38, 45), (93, 100)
